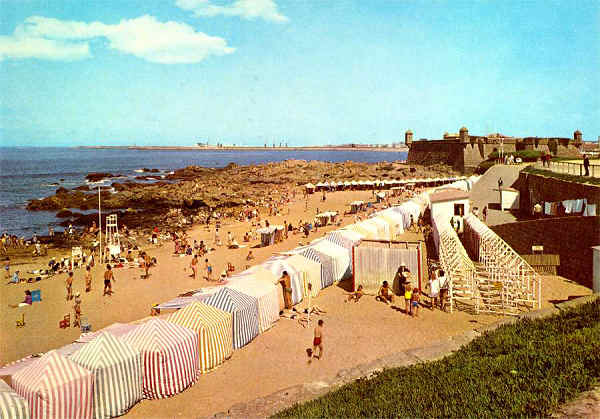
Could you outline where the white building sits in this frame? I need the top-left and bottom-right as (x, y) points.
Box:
(429, 189), (470, 233)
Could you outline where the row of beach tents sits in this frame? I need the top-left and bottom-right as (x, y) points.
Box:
(305, 175), (469, 191)
(0, 175), (480, 419)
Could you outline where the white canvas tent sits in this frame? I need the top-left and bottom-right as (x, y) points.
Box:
(261, 255), (305, 305)
(353, 241), (423, 294)
(227, 273), (280, 333)
(284, 253), (322, 298)
(291, 239), (350, 287)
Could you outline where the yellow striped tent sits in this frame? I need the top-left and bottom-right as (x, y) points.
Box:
(167, 302), (233, 374)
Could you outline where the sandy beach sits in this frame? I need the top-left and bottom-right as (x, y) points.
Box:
(1, 187), (591, 417)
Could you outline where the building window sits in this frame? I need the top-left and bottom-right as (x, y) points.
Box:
(454, 203), (464, 216)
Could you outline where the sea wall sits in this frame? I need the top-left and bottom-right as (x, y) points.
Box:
(491, 217), (600, 288)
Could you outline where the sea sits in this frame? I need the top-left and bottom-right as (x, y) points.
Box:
(0, 147), (407, 237)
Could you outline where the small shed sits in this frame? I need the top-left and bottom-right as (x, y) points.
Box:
(429, 188), (470, 224)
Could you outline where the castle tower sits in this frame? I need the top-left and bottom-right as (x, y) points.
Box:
(459, 126), (469, 143)
(405, 130), (413, 146)
(574, 130), (582, 144)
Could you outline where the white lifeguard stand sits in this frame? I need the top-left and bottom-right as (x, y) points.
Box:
(106, 214), (121, 258)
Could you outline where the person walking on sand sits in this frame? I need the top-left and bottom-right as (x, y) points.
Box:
(205, 258), (213, 281)
(84, 265), (92, 292)
(189, 254), (198, 279)
(103, 265), (115, 296)
(66, 271), (74, 301)
(144, 252), (151, 278)
(313, 319), (324, 360)
(73, 293), (82, 328)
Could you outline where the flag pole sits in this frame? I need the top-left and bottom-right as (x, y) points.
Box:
(98, 186), (102, 263)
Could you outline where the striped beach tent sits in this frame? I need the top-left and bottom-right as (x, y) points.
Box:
(204, 288), (260, 349)
(0, 379), (29, 419)
(70, 333), (143, 419)
(374, 210), (404, 240)
(241, 265), (284, 311)
(227, 274), (280, 333)
(123, 318), (199, 399)
(291, 245), (334, 288)
(284, 254), (321, 299)
(261, 255), (305, 305)
(348, 221), (379, 239)
(364, 217), (391, 240)
(167, 302), (233, 374)
(294, 240), (350, 287)
(326, 229), (363, 255)
(12, 350), (94, 419)
(326, 230), (363, 272)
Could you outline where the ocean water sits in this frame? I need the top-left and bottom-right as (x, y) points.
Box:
(0, 147), (407, 237)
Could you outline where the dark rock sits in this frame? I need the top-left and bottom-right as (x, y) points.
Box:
(74, 185), (90, 191)
(56, 209), (74, 218)
(86, 172), (119, 182)
(56, 187), (69, 194)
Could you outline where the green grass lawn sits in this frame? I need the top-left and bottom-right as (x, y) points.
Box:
(275, 299), (600, 418)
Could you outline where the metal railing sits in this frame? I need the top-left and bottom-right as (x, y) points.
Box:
(534, 161), (600, 178)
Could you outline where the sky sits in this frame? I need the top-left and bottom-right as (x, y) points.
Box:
(0, 0), (598, 147)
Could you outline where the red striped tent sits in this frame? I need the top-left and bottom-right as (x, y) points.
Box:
(12, 350), (94, 419)
(167, 302), (233, 374)
(123, 318), (199, 399)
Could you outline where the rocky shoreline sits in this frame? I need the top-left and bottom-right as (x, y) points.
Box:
(26, 159), (457, 235)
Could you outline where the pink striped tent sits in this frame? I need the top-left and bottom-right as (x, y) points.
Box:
(12, 350), (94, 419)
(168, 302), (233, 374)
(122, 318), (199, 399)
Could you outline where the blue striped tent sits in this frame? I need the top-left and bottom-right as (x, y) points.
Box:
(325, 230), (363, 270)
(0, 380), (29, 419)
(296, 245), (335, 289)
(204, 288), (260, 349)
(71, 332), (143, 419)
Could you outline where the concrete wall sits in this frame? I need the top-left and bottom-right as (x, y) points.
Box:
(491, 217), (600, 288)
(516, 172), (600, 213)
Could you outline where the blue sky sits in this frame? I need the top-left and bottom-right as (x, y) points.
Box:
(1, 0), (598, 146)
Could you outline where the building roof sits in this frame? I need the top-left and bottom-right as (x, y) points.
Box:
(429, 188), (470, 204)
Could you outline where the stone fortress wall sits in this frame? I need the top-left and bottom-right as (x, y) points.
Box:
(406, 127), (583, 173)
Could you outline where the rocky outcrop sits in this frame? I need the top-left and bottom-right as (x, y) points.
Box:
(85, 172), (122, 182)
(28, 160), (458, 231)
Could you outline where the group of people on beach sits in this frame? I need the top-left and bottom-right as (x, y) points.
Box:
(346, 264), (448, 318)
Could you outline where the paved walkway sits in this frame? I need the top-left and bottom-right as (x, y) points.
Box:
(469, 164), (525, 226)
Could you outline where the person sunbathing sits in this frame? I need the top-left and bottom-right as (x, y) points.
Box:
(346, 284), (364, 302)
